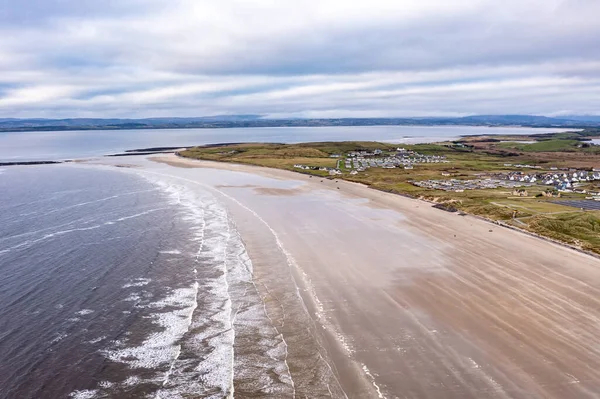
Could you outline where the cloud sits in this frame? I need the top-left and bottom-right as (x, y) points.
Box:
(0, 0), (599, 117)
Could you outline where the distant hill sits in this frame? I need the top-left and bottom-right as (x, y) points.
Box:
(560, 115), (600, 123)
(0, 115), (262, 129)
(454, 115), (579, 125)
(0, 114), (598, 132)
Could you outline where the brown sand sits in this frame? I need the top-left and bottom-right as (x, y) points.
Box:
(151, 154), (600, 398)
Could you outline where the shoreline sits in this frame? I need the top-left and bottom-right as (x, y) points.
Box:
(144, 153), (600, 397)
(129, 156), (367, 397)
(5, 151), (600, 396)
(161, 153), (600, 261)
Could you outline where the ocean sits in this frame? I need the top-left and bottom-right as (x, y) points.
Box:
(0, 164), (295, 398)
(0, 125), (572, 162)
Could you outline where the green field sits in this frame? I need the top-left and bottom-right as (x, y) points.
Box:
(496, 138), (600, 154)
(497, 139), (581, 152)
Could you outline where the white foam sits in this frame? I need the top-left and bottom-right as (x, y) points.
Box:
(98, 381), (114, 389)
(76, 309), (94, 316)
(104, 285), (199, 370)
(123, 376), (142, 387)
(137, 171), (298, 397)
(90, 181), (236, 397)
(159, 250), (181, 255)
(122, 278), (151, 288)
(361, 364), (386, 399)
(154, 180), (236, 398)
(78, 168), (298, 398)
(87, 336), (106, 345)
(69, 389), (99, 399)
(122, 293), (143, 302)
(112, 208), (167, 222)
(336, 332), (355, 355)
(140, 169), (357, 397)
(51, 332), (69, 344)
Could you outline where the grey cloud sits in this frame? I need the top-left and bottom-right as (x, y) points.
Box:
(0, 0), (164, 25)
(0, 0), (599, 117)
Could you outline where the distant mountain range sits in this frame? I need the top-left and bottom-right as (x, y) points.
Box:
(1, 114), (599, 132)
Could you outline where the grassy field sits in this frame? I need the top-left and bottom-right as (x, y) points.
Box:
(180, 139), (600, 254)
(497, 139), (582, 152)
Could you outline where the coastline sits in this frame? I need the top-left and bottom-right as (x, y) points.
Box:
(165, 152), (600, 260)
(6, 153), (600, 397)
(144, 153), (600, 398)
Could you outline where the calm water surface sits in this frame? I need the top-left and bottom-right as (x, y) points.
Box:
(0, 125), (573, 161)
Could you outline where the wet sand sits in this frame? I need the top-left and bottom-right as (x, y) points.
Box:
(150, 154), (600, 398)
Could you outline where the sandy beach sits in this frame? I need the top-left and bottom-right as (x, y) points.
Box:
(133, 154), (600, 398)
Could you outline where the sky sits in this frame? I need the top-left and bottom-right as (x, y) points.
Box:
(0, 0), (599, 118)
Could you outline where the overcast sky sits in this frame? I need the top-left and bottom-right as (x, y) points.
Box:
(1, 0), (599, 118)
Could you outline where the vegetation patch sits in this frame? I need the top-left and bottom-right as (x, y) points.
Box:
(527, 213), (600, 253)
(497, 139), (581, 152)
(463, 204), (533, 220)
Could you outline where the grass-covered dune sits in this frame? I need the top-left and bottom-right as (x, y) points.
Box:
(528, 213), (600, 253)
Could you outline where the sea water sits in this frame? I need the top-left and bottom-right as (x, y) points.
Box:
(0, 164), (292, 398)
(0, 125), (573, 162)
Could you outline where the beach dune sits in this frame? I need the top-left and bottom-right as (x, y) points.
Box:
(150, 154), (600, 398)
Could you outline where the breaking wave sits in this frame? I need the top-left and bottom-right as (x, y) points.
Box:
(70, 172), (293, 398)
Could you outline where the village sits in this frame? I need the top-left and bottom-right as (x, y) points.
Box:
(291, 146), (600, 199)
(294, 148), (449, 175)
(412, 178), (532, 193)
(501, 170), (600, 191)
(411, 169), (600, 200)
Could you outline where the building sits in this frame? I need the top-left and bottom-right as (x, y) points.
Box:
(512, 189), (529, 197)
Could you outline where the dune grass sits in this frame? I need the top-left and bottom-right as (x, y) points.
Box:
(527, 212), (600, 253)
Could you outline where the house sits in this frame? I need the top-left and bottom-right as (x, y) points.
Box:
(543, 189), (560, 198)
(558, 182), (572, 191)
(512, 189), (528, 197)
